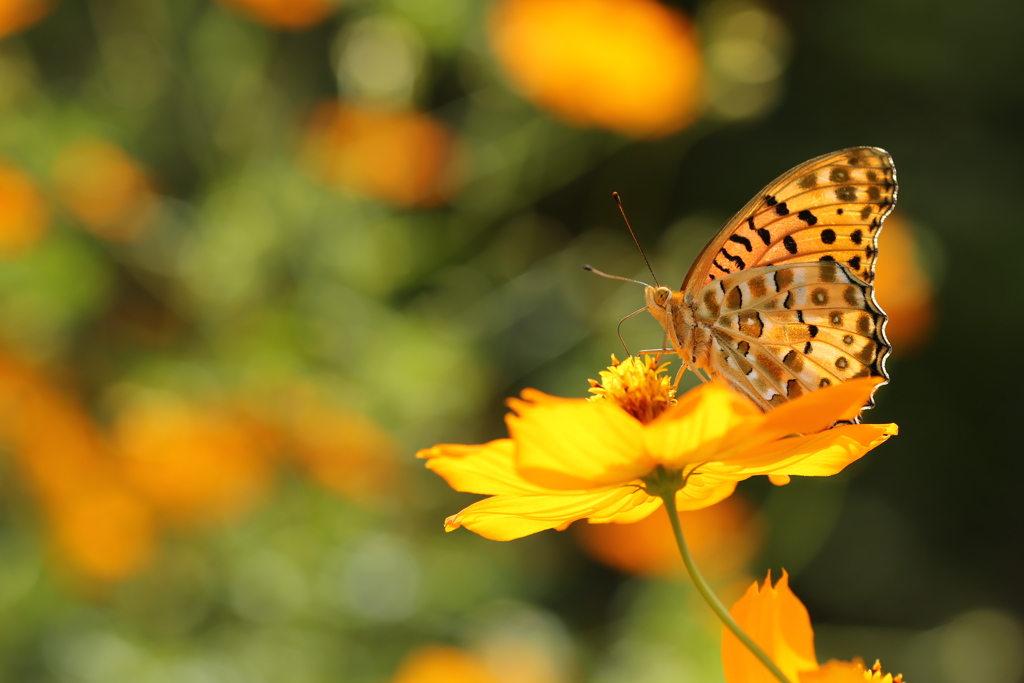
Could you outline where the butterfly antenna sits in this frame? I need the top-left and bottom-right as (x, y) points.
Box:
(583, 264), (649, 287)
(614, 192), (659, 287)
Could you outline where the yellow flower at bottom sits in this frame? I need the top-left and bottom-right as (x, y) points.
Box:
(418, 357), (896, 541)
(389, 645), (501, 683)
(724, 571), (906, 683)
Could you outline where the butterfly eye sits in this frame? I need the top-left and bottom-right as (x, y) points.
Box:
(654, 287), (671, 306)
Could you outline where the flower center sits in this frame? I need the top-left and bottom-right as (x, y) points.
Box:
(588, 355), (675, 424)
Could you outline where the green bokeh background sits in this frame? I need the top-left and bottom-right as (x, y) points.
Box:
(1, 1), (1022, 682)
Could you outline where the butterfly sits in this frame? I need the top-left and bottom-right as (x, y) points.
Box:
(644, 147), (895, 412)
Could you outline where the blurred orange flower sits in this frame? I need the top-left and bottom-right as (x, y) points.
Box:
(48, 484), (155, 582)
(390, 645), (502, 683)
(275, 389), (400, 503)
(874, 213), (936, 354)
(0, 0), (53, 38)
(0, 350), (156, 581)
(114, 399), (274, 528)
(723, 571), (905, 683)
(489, 0), (704, 137)
(419, 357), (895, 541)
(0, 161), (49, 257)
(52, 139), (158, 242)
(303, 101), (460, 207)
(576, 494), (762, 578)
(215, 0), (337, 29)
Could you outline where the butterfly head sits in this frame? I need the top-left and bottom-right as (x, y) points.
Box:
(643, 285), (673, 320)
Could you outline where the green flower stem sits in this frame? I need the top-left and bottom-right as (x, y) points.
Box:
(660, 496), (793, 683)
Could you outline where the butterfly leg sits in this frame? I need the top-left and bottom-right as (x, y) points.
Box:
(674, 362), (710, 386)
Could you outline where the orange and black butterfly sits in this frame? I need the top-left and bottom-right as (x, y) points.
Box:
(643, 147), (896, 411)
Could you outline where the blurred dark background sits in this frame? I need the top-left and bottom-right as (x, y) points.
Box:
(0, 0), (1021, 682)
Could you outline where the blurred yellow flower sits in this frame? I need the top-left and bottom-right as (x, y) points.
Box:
(52, 139), (158, 242)
(724, 571), (905, 683)
(0, 350), (156, 581)
(488, 0), (704, 137)
(302, 101), (460, 207)
(576, 494), (762, 578)
(215, 0), (337, 29)
(114, 399), (273, 528)
(0, 161), (49, 257)
(0, 0), (53, 38)
(419, 357), (895, 541)
(390, 645), (502, 683)
(873, 212), (935, 354)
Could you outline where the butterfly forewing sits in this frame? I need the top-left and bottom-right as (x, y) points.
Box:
(683, 147), (897, 291)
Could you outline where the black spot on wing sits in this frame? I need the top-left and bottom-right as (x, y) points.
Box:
(729, 234), (753, 252)
(783, 235), (798, 254)
(798, 210), (817, 225)
(775, 202), (789, 216)
(757, 228), (771, 246)
(721, 248), (746, 270)
(820, 228), (836, 244)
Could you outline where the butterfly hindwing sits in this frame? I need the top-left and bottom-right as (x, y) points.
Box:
(697, 262), (890, 412)
(683, 147), (897, 291)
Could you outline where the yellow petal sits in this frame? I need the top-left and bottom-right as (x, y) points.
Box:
(508, 389), (654, 489)
(800, 659), (904, 683)
(675, 475), (739, 510)
(418, 440), (550, 495)
(754, 377), (886, 443)
(644, 382), (764, 468)
(725, 423), (897, 477)
(443, 485), (646, 541)
(724, 570), (818, 683)
(586, 493), (662, 523)
(799, 660), (867, 683)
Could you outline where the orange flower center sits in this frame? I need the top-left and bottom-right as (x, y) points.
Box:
(588, 355), (675, 424)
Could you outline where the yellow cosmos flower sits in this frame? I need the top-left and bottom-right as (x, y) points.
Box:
(418, 357), (896, 541)
(724, 571), (905, 683)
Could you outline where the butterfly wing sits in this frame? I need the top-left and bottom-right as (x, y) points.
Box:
(700, 261), (890, 411)
(681, 147), (896, 292)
